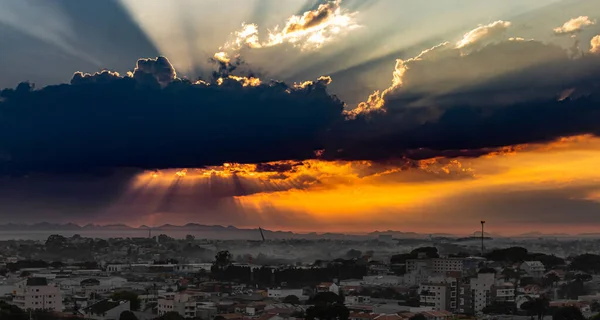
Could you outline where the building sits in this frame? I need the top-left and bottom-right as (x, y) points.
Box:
(405, 267), (431, 286)
(407, 258), (463, 275)
(521, 261), (545, 278)
(316, 282), (339, 294)
(82, 299), (131, 320)
(158, 292), (190, 317)
(457, 283), (473, 314)
(419, 283), (450, 311)
(13, 277), (63, 311)
(430, 259), (463, 274)
(419, 273), (459, 312)
(267, 288), (303, 298)
(362, 275), (403, 286)
(470, 272), (495, 313)
(492, 284), (515, 303)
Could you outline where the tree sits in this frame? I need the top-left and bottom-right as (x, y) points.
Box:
(409, 315), (427, 320)
(119, 311), (138, 320)
(283, 295), (300, 305)
(111, 291), (141, 311)
(309, 292), (344, 305)
(410, 247), (439, 258)
(214, 316), (226, 320)
(543, 272), (561, 288)
(45, 234), (67, 249)
(552, 306), (585, 320)
(520, 296), (549, 320)
(158, 312), (185, 320)
(558, 280), (587, 300)
(19, 271), (31, 278)
(185, 234), (195, 242)
(570, 254), (600, 274)
(214, 251), (232, 269)
(306, 304), (349, 320)
(345, 249), (362, 259)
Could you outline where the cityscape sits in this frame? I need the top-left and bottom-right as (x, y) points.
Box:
(2, 0), (600, 319)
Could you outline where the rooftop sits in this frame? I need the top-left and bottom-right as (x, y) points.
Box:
(84, 299), (125, 314)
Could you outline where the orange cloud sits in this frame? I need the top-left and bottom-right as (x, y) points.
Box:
(554, 16), (596, 35)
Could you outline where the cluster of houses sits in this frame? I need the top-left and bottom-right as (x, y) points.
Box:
(0, 253), (598, 319)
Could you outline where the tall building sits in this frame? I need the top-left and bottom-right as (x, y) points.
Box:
(13, 277), (63, 311)
(469, 272), (495, 313)
(407, 258), (464, 275)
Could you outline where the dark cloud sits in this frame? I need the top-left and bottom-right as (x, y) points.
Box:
(3, 35), (600, 174)
(0, 57), (344, 174)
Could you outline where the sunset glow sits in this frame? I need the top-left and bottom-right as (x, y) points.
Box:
(2, 0), (600, 236)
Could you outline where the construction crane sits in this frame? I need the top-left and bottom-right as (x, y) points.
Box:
(258, 227), (265, 242)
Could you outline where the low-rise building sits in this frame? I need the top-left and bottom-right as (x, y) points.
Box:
(13, 277), (63, 311)
(81, 299), (130, 320)
(520, 261), (545, 278)
(316, 282), (339, 294)
(267, 288), (303, 298)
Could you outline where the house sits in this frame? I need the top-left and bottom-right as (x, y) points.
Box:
(82, 299), (130, 320)
(12, 277), (63, 311)
(520, 261), (545, 278)
(316, 282), (339, 294)
(267, 288), (303, 298)
(419, 310), (454, 320)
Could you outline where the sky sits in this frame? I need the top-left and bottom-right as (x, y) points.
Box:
(2, 0), (600, 235)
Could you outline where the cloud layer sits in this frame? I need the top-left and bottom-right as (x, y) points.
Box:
(2, 20), (600, 175)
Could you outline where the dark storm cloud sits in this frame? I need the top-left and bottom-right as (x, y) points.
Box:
(0, 57), (344, 174)
(3, 35), (600, 174)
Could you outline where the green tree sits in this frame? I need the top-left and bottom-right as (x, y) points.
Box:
(119, 311), (138, 320)
(185, 234), (195, 242)
(111, 291), (141, 311)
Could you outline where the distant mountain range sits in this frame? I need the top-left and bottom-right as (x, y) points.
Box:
(0, 222), (594, 240)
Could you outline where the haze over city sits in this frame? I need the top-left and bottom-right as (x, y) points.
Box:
(2, 0), (600, 235)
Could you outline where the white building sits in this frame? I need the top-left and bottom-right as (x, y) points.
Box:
(493, 285), (515, 303)
(82, 299), (130, 320)
(471, 273), (495, 312)
(404, 267), (431, 286)
(521, 261), (545, 278)
(267, 288), (304, 298)
(420, 283), (449, 311)
(13, 277), (63, 312)
(406, 260), (429, 274)
(316, 282), (339, 294)
(158, 292), (203, 318)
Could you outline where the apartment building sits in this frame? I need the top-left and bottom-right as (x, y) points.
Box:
(13, 277), (63, 311)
